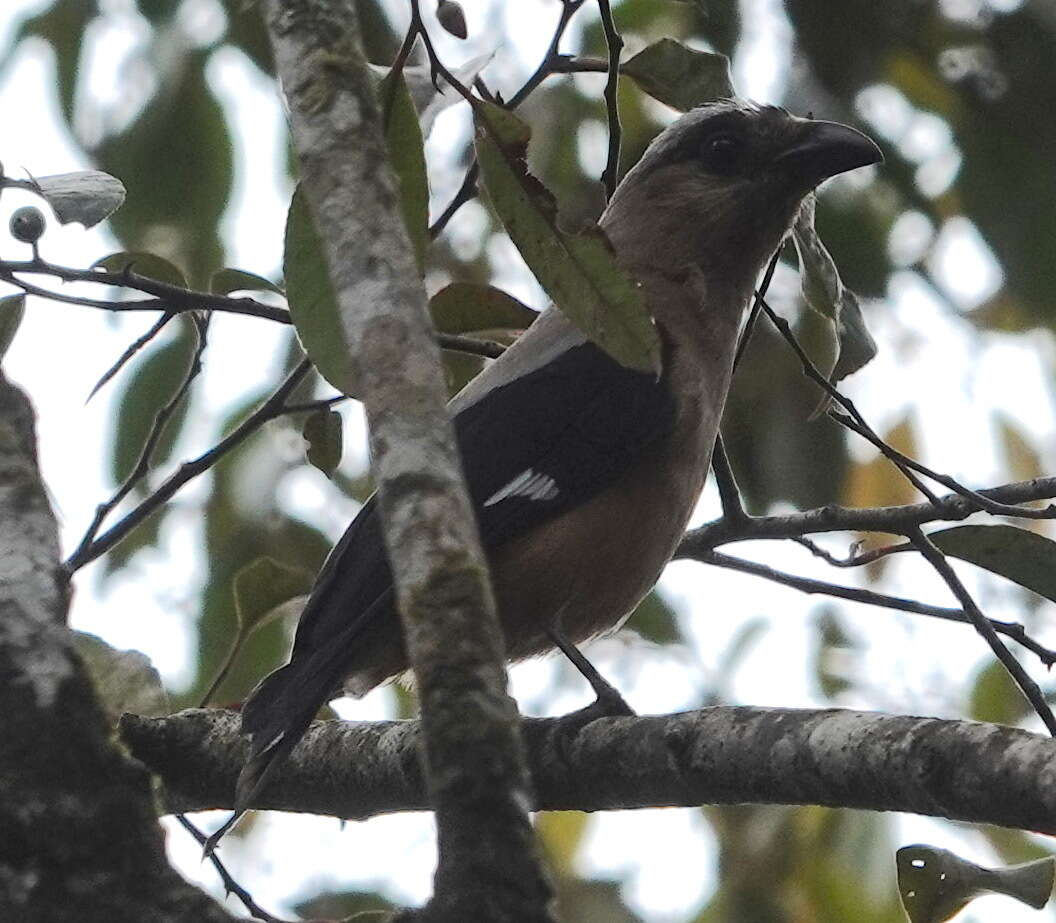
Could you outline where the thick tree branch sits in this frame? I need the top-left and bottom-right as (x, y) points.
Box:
(122, 706), (1056, 836)
(0, 373), (235, 922)
(263, 2), (552, 920)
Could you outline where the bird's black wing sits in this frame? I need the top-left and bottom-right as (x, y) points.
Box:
(218, 341), (675, 846)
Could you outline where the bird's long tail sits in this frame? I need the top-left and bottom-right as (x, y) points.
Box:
(203, 647), (346, 856)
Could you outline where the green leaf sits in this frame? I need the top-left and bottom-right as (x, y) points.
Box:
(622, 39), (733, 112)
(210, 267), (283, 296)
(302, 408), (343, 478)
(429, 282), (537, 334)
(0, 294), (26, 362)
(14, 0), (99, 123)
(32, 170), (126, 228)
(379, 72), (430, 271)
(897, 844), (1054, 922)
(793, 196), (877, 390)
(624, 590), (682, 645)
(283, 184), (357, 397)
(93, 251), (187, 288)
(969, 659), (1030, 726)
(198, 556), (313, 707)
(233, 557), (314, 634)
(73, 631), (170, 720)
(474, 102), (660, 374)
(929, 524), (1056, 604)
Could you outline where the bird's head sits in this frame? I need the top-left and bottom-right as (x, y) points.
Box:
(601, 100), (882, 292)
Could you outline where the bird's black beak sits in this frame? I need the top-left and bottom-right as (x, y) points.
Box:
(775, 119), (883, 186)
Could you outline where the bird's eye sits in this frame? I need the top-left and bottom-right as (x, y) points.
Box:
(702, 133), (744, 172)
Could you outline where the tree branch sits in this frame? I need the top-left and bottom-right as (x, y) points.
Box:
(263, 2), (553, 919)
(678, 477), (1056, 555)
(122, 706), (1056, 837)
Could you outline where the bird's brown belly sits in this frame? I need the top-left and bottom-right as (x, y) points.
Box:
(489, 441), (709, 661)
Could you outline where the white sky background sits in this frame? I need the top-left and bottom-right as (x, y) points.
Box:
(1, 0), (1054, 920)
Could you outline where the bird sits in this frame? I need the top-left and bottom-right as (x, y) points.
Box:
(209, 99), (882, 850)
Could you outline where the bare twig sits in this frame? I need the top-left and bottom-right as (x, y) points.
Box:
(64, 359), (313, 572)
(172, 814), (287, 923)
(596, 0), (623, 199)
(429, 0), (586, 237)
(704, 550), (1056, 666)
(66, 313), (211, 570)
(760, 297), (942, 504)
(0, 259), (291, 323)
(679, 477), (1056, 555)
(908, 526), (1056, 735)
(833, 410), (1056, 521)
(87, 311), (175, 402)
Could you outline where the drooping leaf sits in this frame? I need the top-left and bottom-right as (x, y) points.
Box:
(793, 196), (878, 389)
(73, 631), (170, 720)
(93, 251), (187, 288)
(897, 844), (1054, 922)
(210, 267), (284, 296)
(379, 71), (430, 271)
(622, 39), (733, 112)
(429, 282), (537, 334)
(0, 294), (26, 362)
(302, 408), (343, 478)
(13, 0), (100, 122)
(283, 184), (356, 397)
(929, 524), (1056, 605)
(95, 49), (232, 284)
(474, 101), (660, 374)
(31, 170), (126, 228)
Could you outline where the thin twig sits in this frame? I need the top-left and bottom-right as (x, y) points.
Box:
(87, 311), (175, 402)
(833, 410), (1056, 521)
(64, 359), (313, 572)
(429, 0), (586, 237)
(0, 260), (291, 323)
(705, 550), (1056, 667)
(711, 248), (784, 523)
(172, 813), (287, 922)
(596, 0), (623, 199)
(438, 331), (506, 359)
(66, 313), (211, 570)
(791, 534), (911, 568)
(908, 526), (1056, 735)
(760, 298), (942, 504)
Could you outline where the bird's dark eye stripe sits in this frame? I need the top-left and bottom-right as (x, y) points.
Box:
(657, 112), (752, 166)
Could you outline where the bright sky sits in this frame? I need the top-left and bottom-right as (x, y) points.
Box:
(1, 1), (1053, 920)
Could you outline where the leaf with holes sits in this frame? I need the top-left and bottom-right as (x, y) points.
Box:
(474, 102), (660, 374)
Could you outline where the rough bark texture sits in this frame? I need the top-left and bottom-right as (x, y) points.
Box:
(263, 3), (553, 920)
(0, 373), (235, 923)
(123, 705), (1056, 835)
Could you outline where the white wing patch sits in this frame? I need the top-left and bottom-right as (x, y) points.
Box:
(484, 468), (560, 507)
